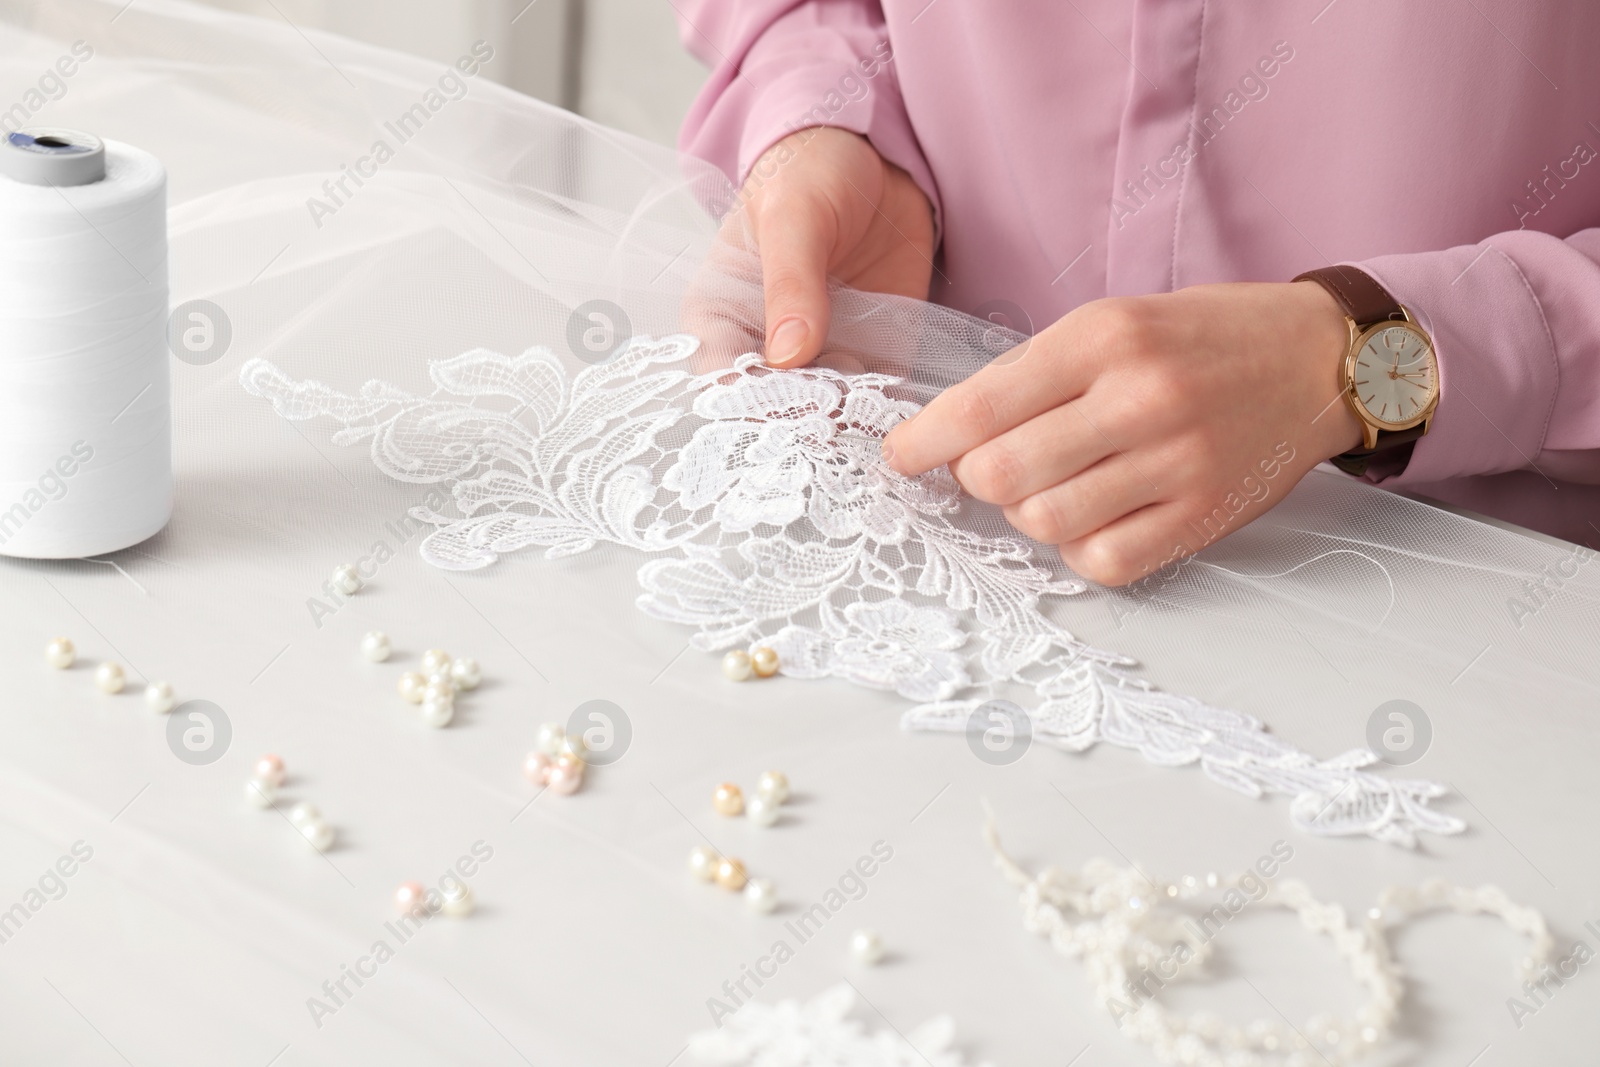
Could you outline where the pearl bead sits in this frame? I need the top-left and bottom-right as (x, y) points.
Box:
(420, 698), (454, 728)
(44, 637), (74, 669)
(751, 646), (780, 678)
(144, 681), (176, 714)
(746, 794), (780, 827)
(94, 661), (125, 694)
(254, 753), (286, 787)
(756, 770), (790, 805)
(523, 751), (553, 785)
(721, 649), (753, 681)
(714, 857), (748, 892)
(744, 878), (778, 913)
(361, 631), (391, 662)
(397, 671), (426, 704)
(331, 564), (362, 595)
(288, 802), (321, 828)
(559, 734), (588, 763)
(244, 777), (277, 808)
(548, 755), (584, 795)
(688, 845), (719, 881)
(420, 648), (452, 675)
(449, 656), (481, 690)
(713, 782), (745, 816)
(850, 929), (885, 965)
(395, 880), (427, 916)
(536, 722), (565, 756)
(442, 880), (475, 917)
(422, 680), (454, 706)
(301, 819), (335, 852)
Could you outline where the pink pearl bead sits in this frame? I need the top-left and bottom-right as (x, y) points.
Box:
(548, 756), (584, 795)
(255, 754), (286, 787)
(522, 751), (553, 785)
(395, 880), (427, 916)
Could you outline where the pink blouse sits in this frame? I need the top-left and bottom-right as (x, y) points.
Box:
(675, 0), (1600, 545)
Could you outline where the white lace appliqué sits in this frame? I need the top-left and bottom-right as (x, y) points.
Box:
(689, 983), (990, 1067)
(240, 335), (1463, 847)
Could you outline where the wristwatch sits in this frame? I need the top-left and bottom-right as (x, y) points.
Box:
(1294, 265), (1439, 476)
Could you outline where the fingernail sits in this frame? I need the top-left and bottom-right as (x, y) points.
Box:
(767, 317), (808, 365)
(880, 436), (897, 469)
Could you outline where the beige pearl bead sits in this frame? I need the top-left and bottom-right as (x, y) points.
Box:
(713, 782), (744, 817)
(721, 649), (753, 681)
(441, 881), (475, 917)
(756, 770), (790, 805)
(144, 681), (176, 714)
(746, 794), (780, 827)
(688, 845), (720, 881)
(331, 564), (362, 596)
(397, 671), (426, 704)
(360, 631), (391, 662)
(94, 661), (125, 694)
(714, 856), (748, 892)
(536, 722), (566, 756)
(420, 698), (454, 728)
(744, 878), (778, 913)
(449, 656), (481, 690)
(420, 648), (452, 675)
(751, 646), (779, 678)
(44, 637), (75, 669)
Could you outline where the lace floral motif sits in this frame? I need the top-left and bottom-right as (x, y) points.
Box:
(240, 335), (1464, 847)
(689, 983), (990, 1067)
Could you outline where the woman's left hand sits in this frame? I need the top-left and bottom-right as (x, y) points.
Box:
(881, 281), (1366, 586)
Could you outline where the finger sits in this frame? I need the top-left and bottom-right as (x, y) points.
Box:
(948, 401), (1116, 505)
(682, 215), (765, 372)
(1056, 501), (1201, 588)
(883, 327), (1091, 477)
(755, 196), (834, 367)
(1001, 453), (1166, 547)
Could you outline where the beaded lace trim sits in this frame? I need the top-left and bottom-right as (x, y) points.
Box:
(984, 817), (1552, 1067)
(240, 335), (1464, 846)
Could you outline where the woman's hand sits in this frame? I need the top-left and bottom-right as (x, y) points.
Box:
(688, 127), (936, 367)
(882, 281), (1366, 586)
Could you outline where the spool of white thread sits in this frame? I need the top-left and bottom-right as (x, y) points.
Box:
(0, 128), (171, 559)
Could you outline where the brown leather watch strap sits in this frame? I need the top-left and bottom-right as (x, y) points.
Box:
(1294, 265), (1427, 475)
(1328, 423), (1427, 476)
(1293, 265), (1404, 326)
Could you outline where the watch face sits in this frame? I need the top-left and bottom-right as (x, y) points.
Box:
(1349, 321), (1438, 429)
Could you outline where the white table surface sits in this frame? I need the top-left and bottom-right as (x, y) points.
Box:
(1, 3), (1597, 1065)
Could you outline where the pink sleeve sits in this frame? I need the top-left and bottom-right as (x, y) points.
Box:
(1355, 229), (1600, 486)
(673, 0), (940, 227)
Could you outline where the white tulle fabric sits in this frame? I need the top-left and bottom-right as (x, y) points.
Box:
(240, 335), (1463, 847)
(689, 983), (988, 1067)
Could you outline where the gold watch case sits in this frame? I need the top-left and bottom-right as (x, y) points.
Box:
(1341, 306), (1438, 447)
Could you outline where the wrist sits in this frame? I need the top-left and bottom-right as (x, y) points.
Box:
(1294, 280), (1365, 459)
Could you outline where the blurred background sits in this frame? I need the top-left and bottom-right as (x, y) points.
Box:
(192, 0), (707, 146)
